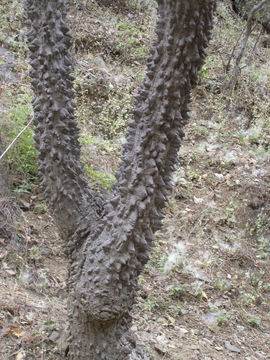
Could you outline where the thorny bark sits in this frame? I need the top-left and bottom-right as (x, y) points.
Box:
(25, 0), (104, 242)
(25, 0), (216, 359)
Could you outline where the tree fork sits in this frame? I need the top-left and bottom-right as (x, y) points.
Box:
(25, 0), (216, 359)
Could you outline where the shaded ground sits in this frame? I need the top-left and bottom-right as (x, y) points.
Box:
(0, 1), (270, 359)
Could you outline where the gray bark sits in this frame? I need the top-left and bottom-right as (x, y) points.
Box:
(25, 0), (104, 242)
(25, 0), (216, 358)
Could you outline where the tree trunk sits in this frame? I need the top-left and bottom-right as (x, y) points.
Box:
(25, 0), (216, 358)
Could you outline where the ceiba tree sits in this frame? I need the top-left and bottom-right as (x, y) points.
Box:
(25, 0), (216, 359)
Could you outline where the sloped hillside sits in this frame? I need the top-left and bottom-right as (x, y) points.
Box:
(0, 1), (269, 359)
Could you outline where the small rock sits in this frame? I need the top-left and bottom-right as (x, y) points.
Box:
(203, 338), (213, 346)
(4, 267), (16, 276)
(179, 327), (188, 334)
(224, 150), (239, 165)
(154, 343), (166, 355)
(215, 346), (223, 351)
(202, 312), (218, 325)
(16, 352), (26, 360)
(225, 341), (241, 353)
(194, 196), (203, 204)
(255, 351), (267, 359)
(236, 325), (245, 332)
(19, 200), (31, 211)
(156, 334), (166, 343)
(154, 335), (167, 355)
(130, 325), (137, 332)
(181, 308), (188, 315)
(49, 330), (60, 342)
(215, 173), (224, 180)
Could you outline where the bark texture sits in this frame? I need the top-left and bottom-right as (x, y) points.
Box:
(25, 0), (104, 241)
(25, 0), (216, 359)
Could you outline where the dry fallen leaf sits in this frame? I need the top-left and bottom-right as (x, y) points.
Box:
(0, 250), (7, 259)
(194, 196), (203, 204)
(5, 268), (16, 276)
(202, 290), (208, 301)
(9, 325), (26, 338)
(166, 314), (175, 325)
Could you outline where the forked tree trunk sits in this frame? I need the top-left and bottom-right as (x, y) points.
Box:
(25, 0), (216, 358)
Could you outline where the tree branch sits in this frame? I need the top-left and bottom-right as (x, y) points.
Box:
(230, 0), (268, 89)
(74, 0), (216, 322)
(25, 0), (104, 240)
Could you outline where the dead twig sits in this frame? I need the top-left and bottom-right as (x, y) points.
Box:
(230, 0), (268, 90)
(226, 25), (246, 73)
(251, 25), (264, 54)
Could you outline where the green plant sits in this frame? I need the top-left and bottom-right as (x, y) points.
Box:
(137, 275), (145, 286)
(143, 296), (159, 312)
(3, 87), (38, 184)
(198, 55), (216, 82)
(96, 87), (132, 139)
(35, 203), (47, 215)
(226, 201), (235, 225)
(84, 164), (115, 191)
(263, 283), (270, 292)
(36, 272), (50, 293)
(168, 286), (184, 299)
(168, 304), (183, 316)
(0, 1), (26, 54)
(255, 211), (270, 257)
(248, 315), (260, 327)
(13, 182), (33, 195)
(215, 273), (229, 292)
(217, 311), (229, 326)
(241, 292), (255, 306)
(116, 19), (150, 62)
(124, 0), (155, 12)
(192, 282), (207, 302)
(44, 319), (55, 330)
(29, 245), (40, 260)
